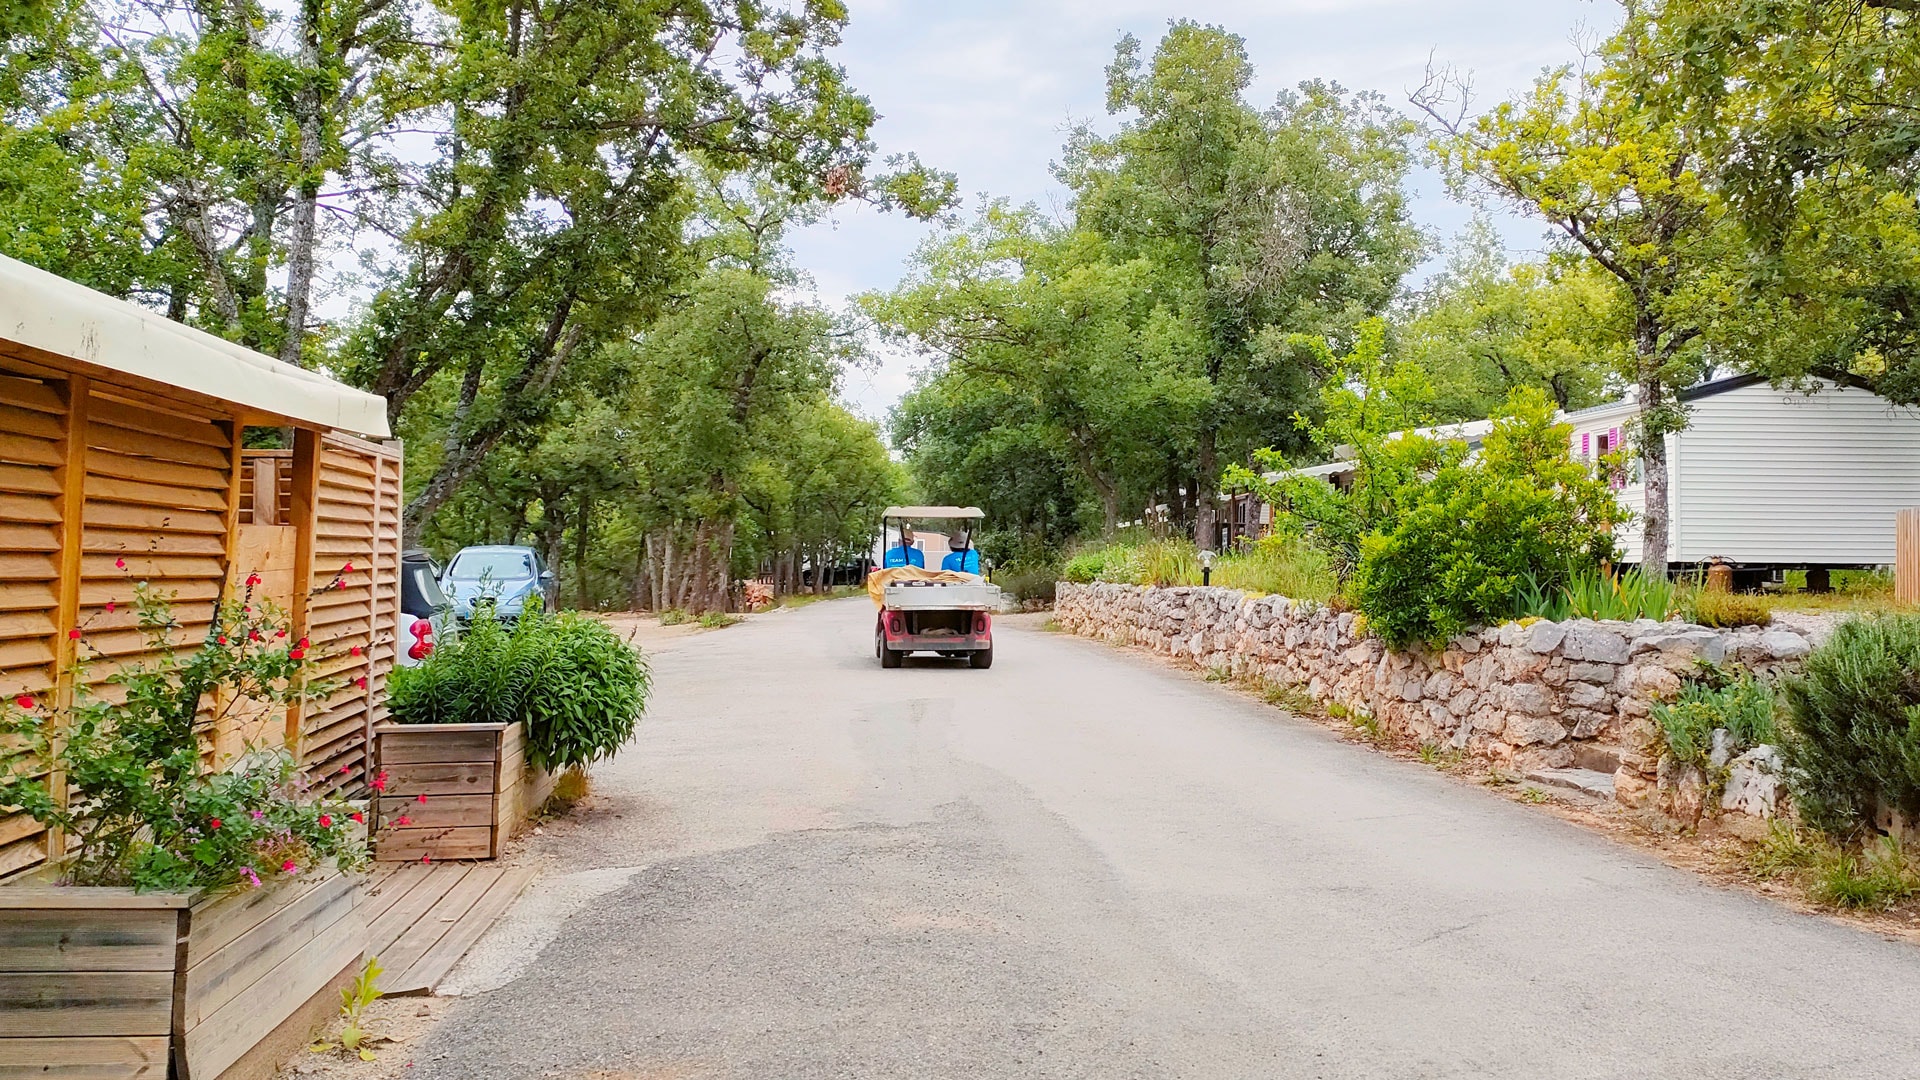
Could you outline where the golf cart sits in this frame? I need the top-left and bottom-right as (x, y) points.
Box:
(870, 506), (1000, 669)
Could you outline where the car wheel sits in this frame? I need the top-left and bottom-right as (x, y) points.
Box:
(877, 620), (902, 668)
(969, 646), (993, 669)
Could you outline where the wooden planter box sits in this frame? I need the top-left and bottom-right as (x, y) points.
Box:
(0, 868), (364, 1080)
(373, 722), (557, 861)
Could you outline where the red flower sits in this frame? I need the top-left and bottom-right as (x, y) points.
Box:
(395, 815), (411, 827)
(217, 635), (228, 645)
(421, 854), (431, 864)
(13, 695), (33, 710)
(355, 676), (368, 690)
(350, 811), (364, 824)
(298, 637), (310, 649)
(104, 601), (116, 613)
(319, 814), (333, 828)
(369, 776), (386, 792)
(288, 648), (305, 660)
(67, 628), (80, 640)
(342, 562), (354, 573)
(245, 573), (261, 587)
(243, 605), (251, 614)
(349, 645), (363, 657)
(281, 859), (297, 874)
(208, 818), (222, 830)
(416, 793), (428, 804)
(114, 557), (126, 570)
(275, 629), (287, 638)
(340, 764), (350, 774)
(248, 630), (262, 643)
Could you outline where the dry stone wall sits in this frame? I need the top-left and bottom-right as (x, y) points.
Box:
(1054, 582), (1811, 811)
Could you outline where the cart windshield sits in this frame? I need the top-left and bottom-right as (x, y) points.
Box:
(881, 515), (979, 573)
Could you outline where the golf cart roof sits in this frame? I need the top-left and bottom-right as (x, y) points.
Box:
(882, 506), (985, 520)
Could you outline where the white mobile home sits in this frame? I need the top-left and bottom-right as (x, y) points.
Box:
(1564, 375), (1920, 570)
(1275, 375), (1920, 574)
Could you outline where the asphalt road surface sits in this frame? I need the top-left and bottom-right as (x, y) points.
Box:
(413, 598), (1920, 1080)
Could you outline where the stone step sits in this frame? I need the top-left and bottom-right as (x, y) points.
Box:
(1525, 767), (1617, 802)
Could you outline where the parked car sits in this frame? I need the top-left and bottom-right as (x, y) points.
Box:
(395, 548), (456, 668)
(441, 544), (557, 623)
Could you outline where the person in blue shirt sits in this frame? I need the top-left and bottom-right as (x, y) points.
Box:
(941, 530), (981, 574)
(883, 524), (924, 568)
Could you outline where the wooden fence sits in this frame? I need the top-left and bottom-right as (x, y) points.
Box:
(0, 354), (401, 881)
(1899, 508), (1920, 606)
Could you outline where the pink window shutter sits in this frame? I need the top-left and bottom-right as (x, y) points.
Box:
(1608, 427), (1625, 489)
(1581, 432), (1591, 459)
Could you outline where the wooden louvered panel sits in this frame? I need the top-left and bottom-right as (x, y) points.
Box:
(238, 449), (294, 526)
(77, 405), (235, 785)
(0, 364), (68, 878)
(295, 432), (400, 794)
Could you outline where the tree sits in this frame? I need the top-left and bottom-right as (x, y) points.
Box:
(1065, 22), (1421, 549)
(1645, 0), (1920, 404)
(1398, 217), (1625, 421)
(1416, 21), (1728, 576)
(868, 204), (1208, 537)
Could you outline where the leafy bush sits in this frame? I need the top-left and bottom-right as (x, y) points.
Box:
(1778, 615), (1920, 834)
(0, 584), (366, 891)
(1808, 838), (1920, 910)
(388, 611), (649, 771)
(993, 562), (1059, 603)
(1348, 391), (1621, 647)
(1684, 588), (1773, 628)
(697, 611), (741, 629)
(1653, 675), (1778, 767)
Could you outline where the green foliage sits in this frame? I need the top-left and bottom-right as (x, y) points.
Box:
(1344, 390), (1622, 647)
(0, 584), (365, 891)
(386, 612), (649, 772)
(1778, 615), (1920, 835)
(697, 612), (741, 629)
(1057, 536), (1335, 602)
(1653, 676), (1777, 768)
(1808, 839), (1920, 911)
(658, 610), (690, 626)
(1744, 821), (1822, 880)
(991, 563), (1059, 605)
(312, 957), (385, 1060)
(1684, 588), (1773, 629)
(1566, 568), (1678, 622)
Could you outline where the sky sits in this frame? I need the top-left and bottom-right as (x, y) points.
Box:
(785, 0), (1624, 423)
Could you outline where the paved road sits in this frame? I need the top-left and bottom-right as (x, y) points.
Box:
(415, 599), (1920, 1079)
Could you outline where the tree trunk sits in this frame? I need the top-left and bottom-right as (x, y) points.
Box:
(280, 0), (323, 368)
(574, 496), (593, 610)
(1195, 428), (1220, 551)
(1636, 368), (1671, 579)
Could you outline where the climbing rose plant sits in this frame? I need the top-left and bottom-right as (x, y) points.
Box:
(0, 578), (368, 891)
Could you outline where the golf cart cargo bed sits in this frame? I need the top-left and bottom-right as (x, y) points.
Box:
(882, 581), (1000, 610)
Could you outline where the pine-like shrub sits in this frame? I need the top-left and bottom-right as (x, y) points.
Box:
(388, 612), (648, 771)
(1778, 615), (1920, 834)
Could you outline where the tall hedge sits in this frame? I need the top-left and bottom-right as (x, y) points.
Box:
(1779, 615), (1920, 834)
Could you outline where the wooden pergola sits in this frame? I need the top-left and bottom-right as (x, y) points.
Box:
(0, 253), (402, 881)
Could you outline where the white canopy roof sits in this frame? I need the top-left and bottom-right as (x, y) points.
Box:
(0, 253), (390, 437)
(882, 506), (985, 519)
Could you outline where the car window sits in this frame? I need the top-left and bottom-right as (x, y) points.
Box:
(401, 561), (450, 614)
(448, 550), (534, 580)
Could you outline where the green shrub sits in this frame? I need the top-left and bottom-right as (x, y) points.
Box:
(697, 611), (741, 629)
(1808, 838), (1920, 910)
(993, 562), (1059, 603)
(658, 608), (690, 626)
(388, 611), (649, 771)
(1778, 614), (1920, 834)
(1213, 537), (1336, 601)
(1347, 392), (1621, 648)
(1653, 675), (1777, 767)
(1685, 588), (1773, 628)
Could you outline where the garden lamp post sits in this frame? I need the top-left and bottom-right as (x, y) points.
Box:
(1200, 549), (1214, 587)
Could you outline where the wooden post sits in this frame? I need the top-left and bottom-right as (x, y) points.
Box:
(46, 374), (89, 864)
(284, 429), (322, 758)
(1898, 508), (1920, 606)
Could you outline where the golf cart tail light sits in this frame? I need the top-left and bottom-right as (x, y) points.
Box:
(410, 618), (433, 640)
(408, 640), (431, 660)
(974, 612), (989, 634)
(887, 612), (904, 635)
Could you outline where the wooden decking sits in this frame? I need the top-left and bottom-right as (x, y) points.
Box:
(357, 863), (534, 995)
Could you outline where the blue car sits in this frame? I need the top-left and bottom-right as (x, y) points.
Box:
(441, 545), (558, 623)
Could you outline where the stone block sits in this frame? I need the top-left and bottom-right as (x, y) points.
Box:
(1502, 681), (1555, 716)
(1569, 662), (1616, 684)
(1524, 620), (1567, 654)
(1760, 630), (1811, 660)
(1722, 746), (1784, 818)
(1562, 624), (1631, 664)
(1505, 713), (1570, 747)
(1565, 681), (1611, 709)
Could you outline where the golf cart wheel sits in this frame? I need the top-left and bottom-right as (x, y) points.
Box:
(969, 645), (993, 669)
(877, 620), (902, 668)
